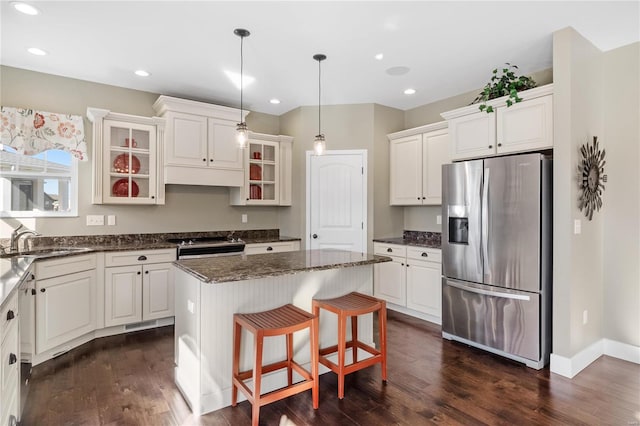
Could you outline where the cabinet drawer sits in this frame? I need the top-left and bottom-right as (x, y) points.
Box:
(407, 247), (441, 263)
(0, 291), (18, 343)
(36, 253), (97, 280)
(373, 243), (406, 258)
(244, 241), (300, 255)
(1, 320), (19, 397)
(105, 249), (176, 267)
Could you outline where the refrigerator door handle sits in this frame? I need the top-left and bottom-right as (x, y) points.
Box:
(481, 167), (490, 278)
(447, 280), (531, 301)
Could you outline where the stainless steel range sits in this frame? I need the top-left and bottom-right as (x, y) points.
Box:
(168, 236), (246, 259)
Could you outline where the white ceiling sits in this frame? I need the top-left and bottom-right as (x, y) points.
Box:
(1, 1), (639, 116)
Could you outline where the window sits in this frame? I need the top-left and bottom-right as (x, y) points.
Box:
(0, 145), (78, 217)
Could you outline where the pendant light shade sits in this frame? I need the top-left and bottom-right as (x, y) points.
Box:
(313, 54), (327, 155)
(234, 28), (250, 148)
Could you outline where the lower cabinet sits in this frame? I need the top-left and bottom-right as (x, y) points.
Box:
(373, 242), (442, 323)
(0, 290), (19, 426)
(104, 249), (175, 327)
(34, 254), (97, 354)
(244, 240), (300, 255)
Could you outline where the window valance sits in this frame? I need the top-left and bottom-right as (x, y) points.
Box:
(0, 106), (88, 161)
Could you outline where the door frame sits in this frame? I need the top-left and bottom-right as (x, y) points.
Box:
(305, 149), (368, 251)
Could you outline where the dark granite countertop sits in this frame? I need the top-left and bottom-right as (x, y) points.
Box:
(174, 249), (391, 283)
(372, 237), (441, 249)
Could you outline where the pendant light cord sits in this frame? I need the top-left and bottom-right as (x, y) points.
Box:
(240, 34), (244, 122)
(318, 58), (321, 135)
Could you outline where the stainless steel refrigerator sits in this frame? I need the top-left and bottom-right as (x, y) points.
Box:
(441, 153), (552, 369)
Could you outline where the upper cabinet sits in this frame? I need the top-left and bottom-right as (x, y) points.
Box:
(87, 108), (165, 205)
(441, 84), (553, 161)
(229, 132), (294, 206)
(388, 121), (450, 206)
(152, 96), (247, 187)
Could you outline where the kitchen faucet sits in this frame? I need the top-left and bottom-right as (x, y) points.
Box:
(10, 224), (40, 252)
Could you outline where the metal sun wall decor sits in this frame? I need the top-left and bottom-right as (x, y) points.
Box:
(577, 136), (607, 220)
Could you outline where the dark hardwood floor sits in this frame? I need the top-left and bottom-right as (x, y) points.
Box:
(22, 311), (640, 425)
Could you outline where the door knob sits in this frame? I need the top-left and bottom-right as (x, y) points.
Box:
(40, 288), (46, 293)
(6, 310), (15, 320)
(312, 234), (318, 239)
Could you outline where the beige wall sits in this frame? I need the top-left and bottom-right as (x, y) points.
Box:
(552, 27), (605, 358)
(602, 42), (640, 346)
(0, 66), (281, 237)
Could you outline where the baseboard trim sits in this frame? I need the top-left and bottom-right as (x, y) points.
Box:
(550, 338), (639, 378)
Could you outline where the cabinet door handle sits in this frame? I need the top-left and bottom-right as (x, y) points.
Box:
(401, 263), (404, 266)
(6, 310), (15, 320)
(138, 255), (147, 261)
(386, 248), (392, 253)
(406, 264), (410, 267)
(202, 158), (207, 162)
(210, 158), (214, 162)
(266, 246), (273, 251)
(151, 196), (155, 199)
(8, 353), (17, 365)
(488, 145), (493, 149)
(137, 271), (141, 275)
(312, 234), (318, 239)
(422, 197), (426, 200)
(40, 288), (46, 293)
(497, 142), (502, 147)
(31, 289), (36, 296)
(421, 252), (428, 257)
(145, 270), (149, 274)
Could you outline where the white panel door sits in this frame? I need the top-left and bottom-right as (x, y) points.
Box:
(165, 112), (208, 166)
(208, 118), (243, 170)
(308, 152), (366, 253)
(105, 265), (142, 327)
(35, 270), (97, 354)
(142, 263), (174, 320)
(422, 129), (450, 205)
(389, 134), (423, 205)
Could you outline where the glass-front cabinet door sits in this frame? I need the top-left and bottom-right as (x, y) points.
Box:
(246, 140), (279, 204)
(103, 120), (156, 203)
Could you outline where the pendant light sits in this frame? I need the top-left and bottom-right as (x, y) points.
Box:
(234, 28), (250, 148)
(313, 54), (327, 155)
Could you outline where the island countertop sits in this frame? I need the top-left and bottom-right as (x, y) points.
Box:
(173, 248), (391, 283)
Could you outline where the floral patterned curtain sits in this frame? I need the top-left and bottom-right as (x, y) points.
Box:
(0, 106), (87, 161)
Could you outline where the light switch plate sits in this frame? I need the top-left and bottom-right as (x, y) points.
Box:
(241, 214), (248, 223)
(436, 215), (442, 225)
(107, 215), (116, 226)
(574, 219), (581, 234)
(86, 215), (104, 226)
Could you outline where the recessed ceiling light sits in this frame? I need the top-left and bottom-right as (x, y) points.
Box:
(404, 88), (416, 95)
(375, 53), (384, 61)
(27, 47), (46, 56)
(134, 70), (150, 77)
(269, 99), (281, 104)
(12, 2), (39, 15)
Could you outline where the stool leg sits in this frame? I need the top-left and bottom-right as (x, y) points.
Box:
(252, 332), (264, 426)
(337, 312), (347, 399)
(379, 304), (388, 383)
(351, 315), (358, 364)
(232, 319), (241, 406)
(286, 332), (293, 386)
(311, 316), (319, 409)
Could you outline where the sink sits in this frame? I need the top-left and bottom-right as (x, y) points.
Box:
(0, 247), (92, 259)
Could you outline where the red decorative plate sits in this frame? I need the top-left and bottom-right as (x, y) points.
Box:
(113, 154), (140, 174)
(112, 179), (139, 197)
(250, 164), (262, 180)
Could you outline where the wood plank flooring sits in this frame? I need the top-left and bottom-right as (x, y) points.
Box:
(22, 311), (640, 425)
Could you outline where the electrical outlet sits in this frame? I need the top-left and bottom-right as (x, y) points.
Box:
(241, 214), (248, 223)
(86, 215), (104, 226)
(574, 219), (581, 234)
(583, 310), (588, 325)
(436, 215), (442, 225)
(107, 215), (116, 226)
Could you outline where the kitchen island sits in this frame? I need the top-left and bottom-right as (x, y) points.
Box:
(172, 249), (390, 415)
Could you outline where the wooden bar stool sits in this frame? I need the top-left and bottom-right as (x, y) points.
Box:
(232, 304), (319, 426)
(312, 292), (387, 399)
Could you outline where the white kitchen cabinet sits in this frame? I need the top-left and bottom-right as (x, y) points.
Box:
(87, 108), (165, 205)
(373, 244), (407, 306)
(0, 290), (19, 426)
(405, 247), (442, 318)
(34, 254), (98, 354)
(388, 122), (450, 205)
(244, 240), (300, 255)
(229, 133), (294, 206)
(441, 84), (553, 161)
(152, 95), (246, 187)
(104, 249), (176, 327)
(373, 242), (442, 323)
